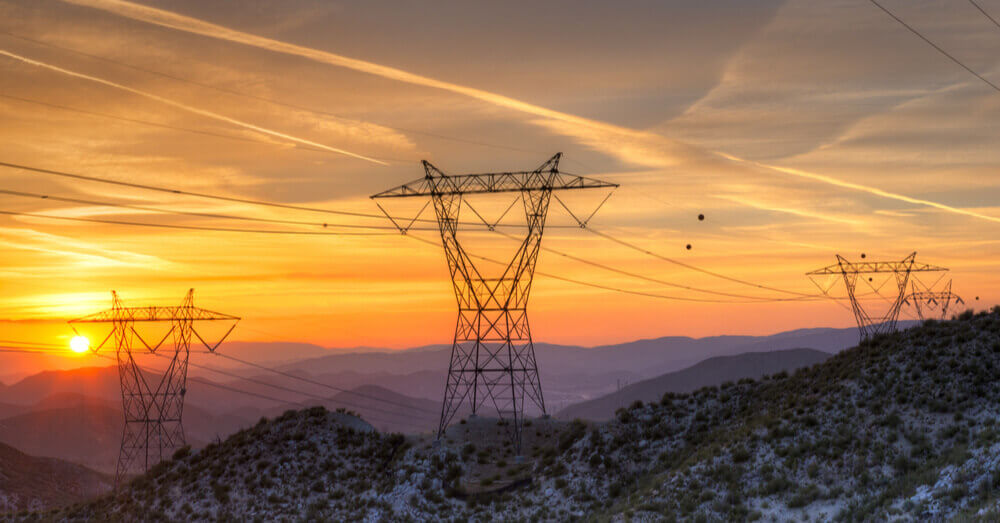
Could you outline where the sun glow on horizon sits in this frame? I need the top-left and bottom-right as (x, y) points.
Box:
(69, 335), (90, 353)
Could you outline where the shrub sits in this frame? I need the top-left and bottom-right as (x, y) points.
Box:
(172, 446), (192, 461)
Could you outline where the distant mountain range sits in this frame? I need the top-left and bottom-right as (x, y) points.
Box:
(49, 313), (1000, 521)
(555, 348), (832, 421)
(0, 324), (868, 476)
(0, 440), (110, 513)
(275, 324), (866, 409)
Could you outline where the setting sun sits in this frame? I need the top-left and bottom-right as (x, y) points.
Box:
(69, 336), (90, 354)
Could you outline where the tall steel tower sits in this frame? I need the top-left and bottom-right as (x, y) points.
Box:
(372, 154), (617, 449)
(807, 252), (947, 340)
(905, 278), (964, 320)
(70, 289), (239, 485)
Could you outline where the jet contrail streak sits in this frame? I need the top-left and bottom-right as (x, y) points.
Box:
(721, 154), (1000, 225)
(0, 49), (387, 166)
(60, 0), (656, 145)
(45, 0), (1000, 225)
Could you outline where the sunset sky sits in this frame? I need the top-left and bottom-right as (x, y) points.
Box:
(1, 0), (998, 364)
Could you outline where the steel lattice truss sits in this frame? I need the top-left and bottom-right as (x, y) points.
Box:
(905, 279), (964, 321)
(70, 289), (239, 486)
(373, 153), (616, 450)
(807, 252), (947, 341)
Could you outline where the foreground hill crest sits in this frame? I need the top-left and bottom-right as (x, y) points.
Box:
(33, 309), (1000, 521)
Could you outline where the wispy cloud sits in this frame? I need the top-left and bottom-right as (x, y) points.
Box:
(724, 156), (1000, 225)
(58, 0), (1000, 228)
(0, 228), (169, 268)
(713, 194), (864, 227)
(0, 48), (387, 165)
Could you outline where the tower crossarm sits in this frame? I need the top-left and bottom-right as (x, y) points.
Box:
(371, 161), (617, 198)
(70, 306), (240, 323)
(907, 291), (963, 301)
(806, 254), (948, 275)
(807, 262), (947, 275)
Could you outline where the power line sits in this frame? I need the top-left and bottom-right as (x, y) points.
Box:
(0, 160), (388, 220)
(1, 161), (850, 305)
(0, 341), (434, 429)
(0, 339), (65, 348)
(0, 188), (423, 231)
(0, 209), (393, 236)
(405, 233), (765, 303)
(494, 230), (814, 302)
(0, 186), (838, 302)
(557, 171), (873, 301)
(869, 0), (1000, 93)
(0, 92), (353, 156)
(583, 227), (820, 298)
(0, 345), (71, 354)
(205, 351), (440, 415)
(0, 160), (825, 303)
(151, 351), (431, 427)
(100, 351), (430, 431)
(0, 160), (569, 229)
(969, 0), (1000, 31)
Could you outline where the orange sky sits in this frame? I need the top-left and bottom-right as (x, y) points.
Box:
(1, 0), (998, 367)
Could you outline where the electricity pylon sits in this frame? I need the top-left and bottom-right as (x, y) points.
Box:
(905, 278), (964, 320)
(69, 289), (239, 486)
(372, 153), (617, 450)
(807, 252), (947, 341)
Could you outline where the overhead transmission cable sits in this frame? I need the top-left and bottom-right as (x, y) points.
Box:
(0, 160), (389, 220)
(968, 0), (1000, 31)
(405, 234), (769, 304)
(1, 160), (851, 304)
(0, 92), (355, 156)
(91, 350), (431, 431)
(869, 0), (1000, 93)
(0, 209), (394, 236)
(149, 352), (432, 428)
(0, 161), (574, 229)
(202, 350), (439, 415)
(0, 182), (842, 302)
(492, 229), (813, 302)
(0, 188), (420, 231)
(0, 158), (847, 303)
(0, 343), (433, 429)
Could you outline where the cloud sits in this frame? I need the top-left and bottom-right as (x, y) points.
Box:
(0, 227), (170, 268)
(0, 48), (387, 165)
(713, 194), (864, 227)
(57, 0), (1000, 230)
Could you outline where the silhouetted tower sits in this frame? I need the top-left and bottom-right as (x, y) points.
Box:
(69, 289), (239, 486)
(372, 154), (617, 449)
(905, 278), (964, 320)
(807, 252), (947, 340)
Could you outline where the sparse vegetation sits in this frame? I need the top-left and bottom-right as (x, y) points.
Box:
(21, 309), (1000, 521)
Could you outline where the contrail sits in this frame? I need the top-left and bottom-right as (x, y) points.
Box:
(721, 154), (1000, 225)
(0, 49), (387, 165)
(59, 0), (657, 145)
(47, 0), (1000, 224)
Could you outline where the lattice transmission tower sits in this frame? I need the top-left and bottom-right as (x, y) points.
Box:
(69, 289), (239, 486)
(372, 153), (617, 450)
(905, 278), (964, 321)
(807, 252), (947, 340)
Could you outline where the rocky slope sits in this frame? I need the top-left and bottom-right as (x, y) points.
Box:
(0, 442), (111, 515)
(25, 308), (1000, 521)
(556, 348), (831, 421)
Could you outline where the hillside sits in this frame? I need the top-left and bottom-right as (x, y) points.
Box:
(556, 348), (831, 421)
(41, 309), (1000, 520)
(259, 384), (444, 435)
(0, 394), (252, 473)
(0, 441), (111, 514)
